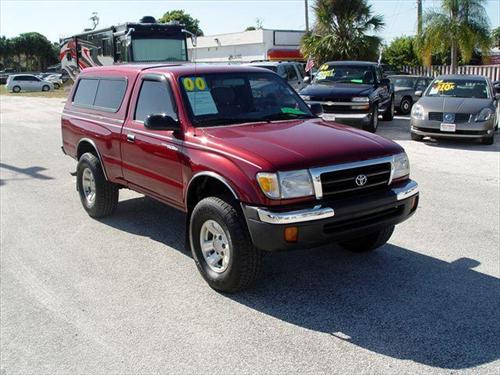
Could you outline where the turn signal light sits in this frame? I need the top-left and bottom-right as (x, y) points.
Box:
(284, 226), (298, 242)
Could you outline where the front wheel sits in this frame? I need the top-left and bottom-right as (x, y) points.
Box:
(76, 152), (119, 218)
(363, 105), (379, 133)
(382, 97), (395, 121)
(339, 226), (394, 253)
(481, 135), (494, 145)
(399, 96), (413, 115)
(12, 86), (21, 93)
(189, 197), (262, 293)
(411, 132), (424, 141)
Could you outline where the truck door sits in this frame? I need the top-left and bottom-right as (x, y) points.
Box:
(121, 73), (184, 206)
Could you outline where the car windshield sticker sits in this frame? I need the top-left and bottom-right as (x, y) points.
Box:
(182, 77), (208, 92)
(183, 77), (218, 116)
(430, 80), (456, 94)
(319, 64), (330, 71)
(316, 70), (334, 80)
(281, 107), (306, 115)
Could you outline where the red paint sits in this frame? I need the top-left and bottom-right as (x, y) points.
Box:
(267, 48), (303, 61)
(62, 64), (405, 211)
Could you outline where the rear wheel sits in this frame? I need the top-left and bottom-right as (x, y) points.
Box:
(76, 152), (119, 218)
(363, 105), (379, 133)
(382, 97), (395, 121)
(339, 226), (394, 253)
(12, 86), (21, 93)
(42, 85), (50, 92)
(53, 82), (60, 89)
(399, 96), (413, 115)
(189, 197), (262, 292)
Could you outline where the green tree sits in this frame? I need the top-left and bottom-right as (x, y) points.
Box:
(419, 0), (491, 72)
(245, 26), (256, 31)
(0, 33), (57, 71)
(383, 36), (420, 68)
(300, 0), (384, 64)
(159, 10), (203, 36)
(493, 27), (500, 48)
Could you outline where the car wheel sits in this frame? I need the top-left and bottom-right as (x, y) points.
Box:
(42, 85), (50, 92)
(12, 86), (21, 93)
(382, 97), (395, 121)
(339, 226), (394, 253)
(481, 135), (494, 145)
(76, 152), (119, 218)
(189, 197), (262, 293)
(411, 132), (424, 141)
(399, 96), (413, 115)
(54, 83), (60, 89)
(363, 105), (379, 133)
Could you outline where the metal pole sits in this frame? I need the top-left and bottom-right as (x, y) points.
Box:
(417, 0), (422, 36)
(305, 0), (310, 32)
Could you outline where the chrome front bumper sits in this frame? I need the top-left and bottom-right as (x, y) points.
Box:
(248, 180), (419, 225)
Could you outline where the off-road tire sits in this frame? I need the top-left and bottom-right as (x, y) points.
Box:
(339, 226), (395, 253)
(363, 105), (379, 133)
(190, 197), (262, 293)
(399, 96), (413, 115)
(12, 86), (21, 93)
(382, 97), (395, 121)
(76, 152), (118, 218)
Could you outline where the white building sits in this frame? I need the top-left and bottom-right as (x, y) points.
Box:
(188, 29), (305, 63)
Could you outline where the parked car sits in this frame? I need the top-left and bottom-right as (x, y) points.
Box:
(389, 75), (433, 114)
(245, 61), (308, 92)
(299, 61), (395, 133)
(37, 73), (64, 89)
(380, 64), (408, 77)
(61, 64), (419, 292)
(6, 74), (54, 93)
(411, 75), (498, 145)
(494, 81), (500, 129)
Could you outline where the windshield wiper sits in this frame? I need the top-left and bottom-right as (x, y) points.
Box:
(193, 117), (256, 127)
(259, 112), (315, 122)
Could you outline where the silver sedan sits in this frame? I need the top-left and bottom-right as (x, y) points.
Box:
(410, 75), (498, 145)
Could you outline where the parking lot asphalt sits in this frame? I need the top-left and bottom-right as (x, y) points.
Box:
(1, 95), (499, 374)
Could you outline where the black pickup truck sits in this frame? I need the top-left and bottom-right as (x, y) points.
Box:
(299, 61), (394, 132)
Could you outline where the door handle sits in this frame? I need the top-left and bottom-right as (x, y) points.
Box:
(126, 133), (135, 143)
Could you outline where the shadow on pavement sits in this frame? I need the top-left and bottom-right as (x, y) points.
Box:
(0, 162), (54, 182)
(101, 195), (500, 370)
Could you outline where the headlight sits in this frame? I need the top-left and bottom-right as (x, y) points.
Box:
(257, 170), (314, 199)
(392, 153), (410, 181)
(300, 95), (311, 101)
(411, 104), (425, 120)
(475, 108), (493, 122)
(352, 97), (369, 103)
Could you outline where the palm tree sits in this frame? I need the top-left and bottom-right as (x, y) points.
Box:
(419, 0), (491, 72)
(300, 0), (384, 64)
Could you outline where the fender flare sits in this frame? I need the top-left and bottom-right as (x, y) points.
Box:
(77, 138), (109, 180)
(185, 171), (239, 206)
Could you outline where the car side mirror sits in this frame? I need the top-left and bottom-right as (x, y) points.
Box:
(415, 90), (423, 97)
(309, 103), (323, 116)
(303, 76), (311, 84)
(144, 114), (180, 131)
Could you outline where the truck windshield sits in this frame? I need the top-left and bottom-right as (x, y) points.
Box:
(425, 79), (489, 99)
(132, 38), (187, 62)
(179, 72), (314, 127)
(314, 65), (375, 85)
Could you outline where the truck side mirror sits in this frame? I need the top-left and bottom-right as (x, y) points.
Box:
(309, 103), (323, 116)
(415, 90), (423, 97)
(144, 114), (180, 131)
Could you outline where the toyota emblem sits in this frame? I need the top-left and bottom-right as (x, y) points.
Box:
(355, 174), (368, 186)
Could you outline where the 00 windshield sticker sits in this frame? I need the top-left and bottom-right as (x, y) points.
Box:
(182, 77), (209, 92)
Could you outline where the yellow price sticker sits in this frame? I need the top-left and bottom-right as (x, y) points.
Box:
(433, 80), (455, 92)
(195, 77), (207, 91)
(320, 64), (329, 71)
(183, 78), (195, 91)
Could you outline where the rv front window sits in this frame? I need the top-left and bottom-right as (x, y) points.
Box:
(131, 38), (187, 62)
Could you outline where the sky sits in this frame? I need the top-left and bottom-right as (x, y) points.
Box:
(1, 0), (499, 43)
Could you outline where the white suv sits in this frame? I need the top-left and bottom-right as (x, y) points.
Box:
(246, 61), (309, 92)
(6, 74), (54, 93)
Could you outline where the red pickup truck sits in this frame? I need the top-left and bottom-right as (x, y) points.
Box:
(61, 64), (419, 292)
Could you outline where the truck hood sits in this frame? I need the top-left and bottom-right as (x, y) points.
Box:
(199, 119), (403, 171)
(300, 83), (373, 99)
(418, 96), (493, 113)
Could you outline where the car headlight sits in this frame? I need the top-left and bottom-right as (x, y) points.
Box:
(257, 170), (314, 199)
(475, 108), (493, 122)
(392, 153), (410, 181)
(300, 95), (310, 101)
(411, 104), (425, 120)
(352, 97), (369, 103)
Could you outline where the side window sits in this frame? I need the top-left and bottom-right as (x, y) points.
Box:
(296, 64), (306, 79)
(13, 76), (21, 81)
(416, 78), (429, 91)
(286, 65), (298, 80)
(134, 80), (177, 122)
(73, 78), (99, 107)
(94, 79), (127, 111)
(276, 65), (287, 79)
